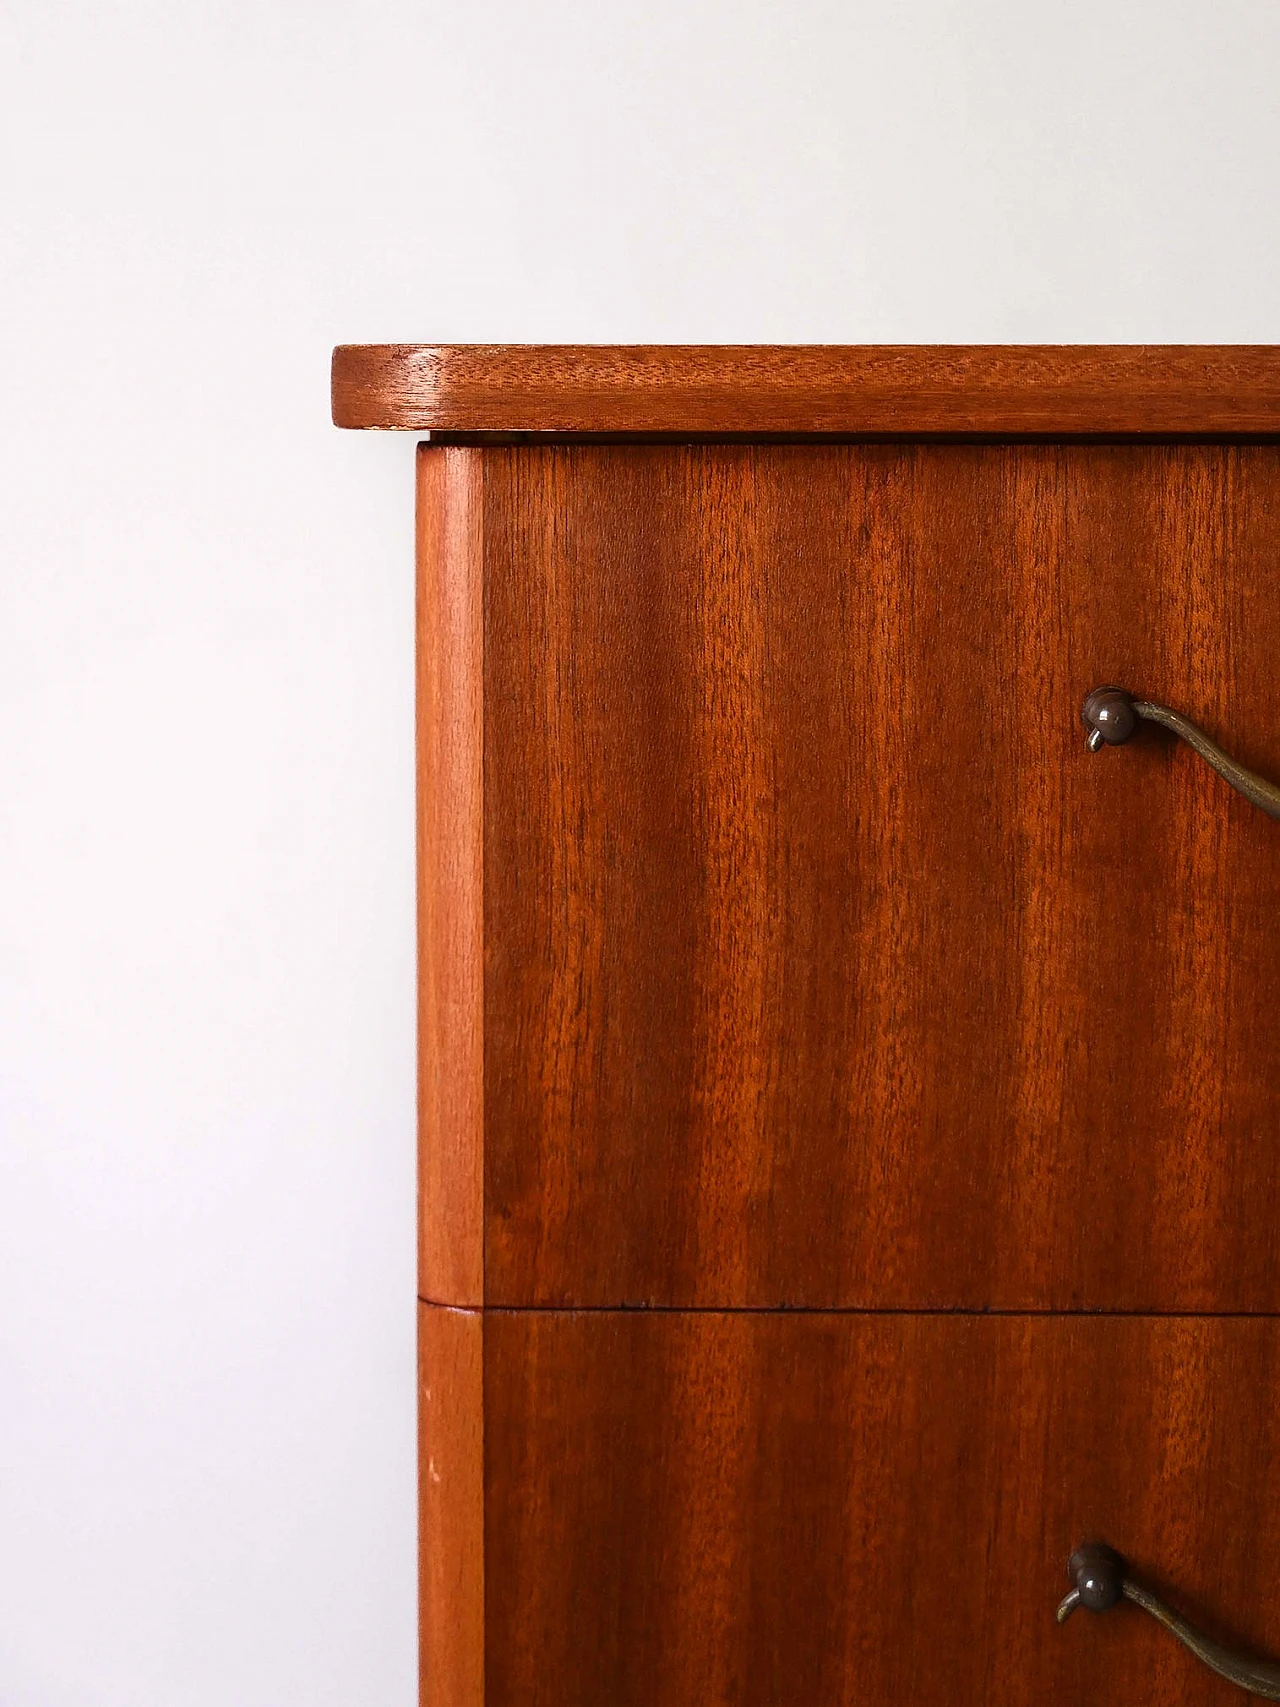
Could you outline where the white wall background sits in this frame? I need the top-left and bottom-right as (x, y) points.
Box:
(2, 3), (1278, 1702)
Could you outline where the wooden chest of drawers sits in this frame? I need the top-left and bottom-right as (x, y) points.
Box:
(334, 346), (1280, 1706)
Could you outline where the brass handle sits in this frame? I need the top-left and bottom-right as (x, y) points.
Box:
(1081, 686), (1280, 821)
(1057, 1542), (1280, 1699)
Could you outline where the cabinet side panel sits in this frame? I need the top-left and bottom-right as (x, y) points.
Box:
(420, 1303), (484, 1707)
(417, 444), (484, 1305)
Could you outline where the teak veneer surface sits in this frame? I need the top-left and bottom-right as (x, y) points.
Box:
(420, 1303), (1280, 1707)
(419, 1306), (483, 1707)
(334, 344), (1280, 435)
(419, 440), (1280, 1312)
(342, 348), (1280, 1707)
(416, 450), (484, 1305)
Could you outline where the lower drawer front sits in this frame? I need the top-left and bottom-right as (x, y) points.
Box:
(423, 1307), (1280, 1706)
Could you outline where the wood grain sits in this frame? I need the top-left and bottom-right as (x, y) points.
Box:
(417, 446), (484, 1304)
(483, 1310), (1280, 1707)
(399, 389), (1280, 1703)
(419, 1304), (484, 1707)
(333, 345), (1280, 435)
(481, 442), (1280, 1310)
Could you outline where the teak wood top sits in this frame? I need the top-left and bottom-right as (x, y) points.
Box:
(332, 345), (1280, 435)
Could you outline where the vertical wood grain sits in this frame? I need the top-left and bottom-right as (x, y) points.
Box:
(407, 427), (1280, 1703)
(417, 446), (484, 1305)
(483, 1310), (1280, 1707)
(419, 1303), (484, 1707)
(481, 442), (1280, 1310)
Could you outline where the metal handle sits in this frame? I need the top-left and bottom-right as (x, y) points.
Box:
(1057, 1542), (1280, 1698)
(1081, 686), (1280, 821)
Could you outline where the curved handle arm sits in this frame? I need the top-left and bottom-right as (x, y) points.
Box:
(1057, 1542), (1280, 1699)
(1081, 686), (1280, 821)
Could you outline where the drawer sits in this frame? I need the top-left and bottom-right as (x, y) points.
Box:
(421, 1303), (1280, 1707)
(421, 440), (1280, 1311)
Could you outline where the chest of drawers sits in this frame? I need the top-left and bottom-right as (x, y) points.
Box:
(334, 345), (1280, 1706)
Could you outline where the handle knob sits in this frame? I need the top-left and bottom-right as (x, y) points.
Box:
(1058, 1542), (1280, 1698)
(1081, 686), (1280, 820)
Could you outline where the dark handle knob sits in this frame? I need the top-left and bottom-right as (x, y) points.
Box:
(1058, 1543), (1280, 1699)
(1081, 686), (1280, 821)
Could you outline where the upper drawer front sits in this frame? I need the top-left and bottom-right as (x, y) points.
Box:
(481, 443), (1280, 1310)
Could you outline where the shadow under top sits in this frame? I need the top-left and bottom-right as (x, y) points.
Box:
(331, 345), (1280, 438)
